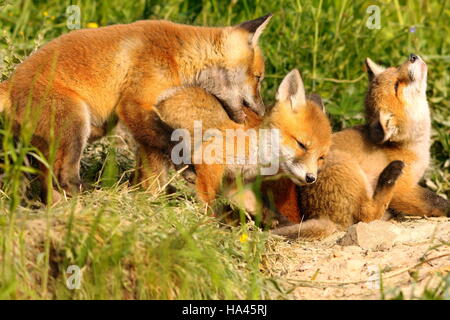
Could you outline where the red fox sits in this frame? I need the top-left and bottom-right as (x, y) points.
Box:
(154, 69), (332, 205)
(0, 15), (272, 201)
(272, 54), (450, 239)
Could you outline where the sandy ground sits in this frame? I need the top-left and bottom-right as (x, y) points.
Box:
(266, 216), (450, 299)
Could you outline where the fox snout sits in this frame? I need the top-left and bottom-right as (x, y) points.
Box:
(305, 173), (316, 184)
(298, 171), (317, 185)
(290, 169), (317, 186)
(244, 95), (265, 117)
(405, 53), (427, 84)
(281, 159), (318, 186)
(409, 53), (419, 63)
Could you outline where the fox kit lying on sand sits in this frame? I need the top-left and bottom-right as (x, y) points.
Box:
(0, 15), (272, 200)
(273, 54), (450, 239)
(154, 69), (331, 205)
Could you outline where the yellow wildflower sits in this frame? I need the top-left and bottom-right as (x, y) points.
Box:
(239, 233), (248, 243)
(87, 22), (99, 29)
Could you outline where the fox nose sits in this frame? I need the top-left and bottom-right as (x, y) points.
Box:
(409, 54), (418, 63)
(305, 173), (316, 184)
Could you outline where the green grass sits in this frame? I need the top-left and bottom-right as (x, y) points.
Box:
(0, 186), (287, 299)
(0, 0), (449, 299)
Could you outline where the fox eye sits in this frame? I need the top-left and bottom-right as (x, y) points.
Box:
(319, 155), (325, 161)
(297, 141), (307, 150)
(255, 74), (262, 81)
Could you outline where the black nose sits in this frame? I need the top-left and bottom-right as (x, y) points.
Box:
(409, 54), (418, 63)
(305, 173), (316, 184)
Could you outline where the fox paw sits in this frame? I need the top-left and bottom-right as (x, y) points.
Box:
(182, 168), (197, 184)
(166, 184), (178, 195)
(379, 160), (405, 186)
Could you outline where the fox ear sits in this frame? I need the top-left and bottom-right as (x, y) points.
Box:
(368, 110), (398, 144)
(307, 93), (326, 113)
(237, 13), (272, 47)
(365, 58), (386, 81)
(276, 69), (306, 111)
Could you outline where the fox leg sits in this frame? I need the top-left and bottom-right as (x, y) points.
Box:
(59, 147), (84, 195)
(116, 96), (173, 194)
(274, 161), (404, 240)
(389, 182), (450, 217)
(271, 218), (337, 240)
(173, 163), (197, 184)
(38, 162), (62, 205)
(57, 120), (90, 197)
(28, 92), (90, 202)
(358, 160), (405, 222)
(195, 163), (225, 205)
(135, 145), (171, 193)
(224, 185), (259, 216)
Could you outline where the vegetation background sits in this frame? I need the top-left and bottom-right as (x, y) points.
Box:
(0, 0), (448, 299)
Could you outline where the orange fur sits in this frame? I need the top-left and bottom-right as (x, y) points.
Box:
(262, 178), (301, 223)
(0, 16), (272, 201)
(154, 70), (331, 208)
(271, 55), (449, 239)
(0, 81), (10, 112)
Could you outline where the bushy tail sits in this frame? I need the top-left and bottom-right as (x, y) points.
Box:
(0, 81), (10, 113)
(271, 217), (337, 240)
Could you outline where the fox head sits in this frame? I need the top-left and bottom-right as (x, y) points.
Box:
(268, 69), (332, 186)
(364, 54), (429, 144)
(195, 14), (272, 122)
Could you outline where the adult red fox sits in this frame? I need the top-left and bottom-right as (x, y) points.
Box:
(0, 15), (272, 201)
(272, 54), (450, 239)
(154, 69), (332, 205)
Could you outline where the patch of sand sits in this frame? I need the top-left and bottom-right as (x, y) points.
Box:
(266, 217), (450, 299)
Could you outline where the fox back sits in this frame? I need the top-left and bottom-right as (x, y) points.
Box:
(4, 16), (272, 126)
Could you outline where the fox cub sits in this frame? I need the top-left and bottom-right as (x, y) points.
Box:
(154, 69), (332, 205)
(0, 15), (272, 201)
(273, 54), (450, 239)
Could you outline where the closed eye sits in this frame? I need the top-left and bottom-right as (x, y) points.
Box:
(297, 141), (307, 150)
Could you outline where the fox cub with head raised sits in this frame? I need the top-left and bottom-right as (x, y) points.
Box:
(273, 54), (450, 239)
(0, 15), (272, 201)
(154, 69), (332, 206)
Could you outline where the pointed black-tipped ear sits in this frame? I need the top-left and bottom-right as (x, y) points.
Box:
(365, 58), (385, 81)
(307, 93), (325, 113)
(237, 13), (272, 47)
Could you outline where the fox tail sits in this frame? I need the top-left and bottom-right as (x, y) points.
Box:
(271, 217), (337, 240)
